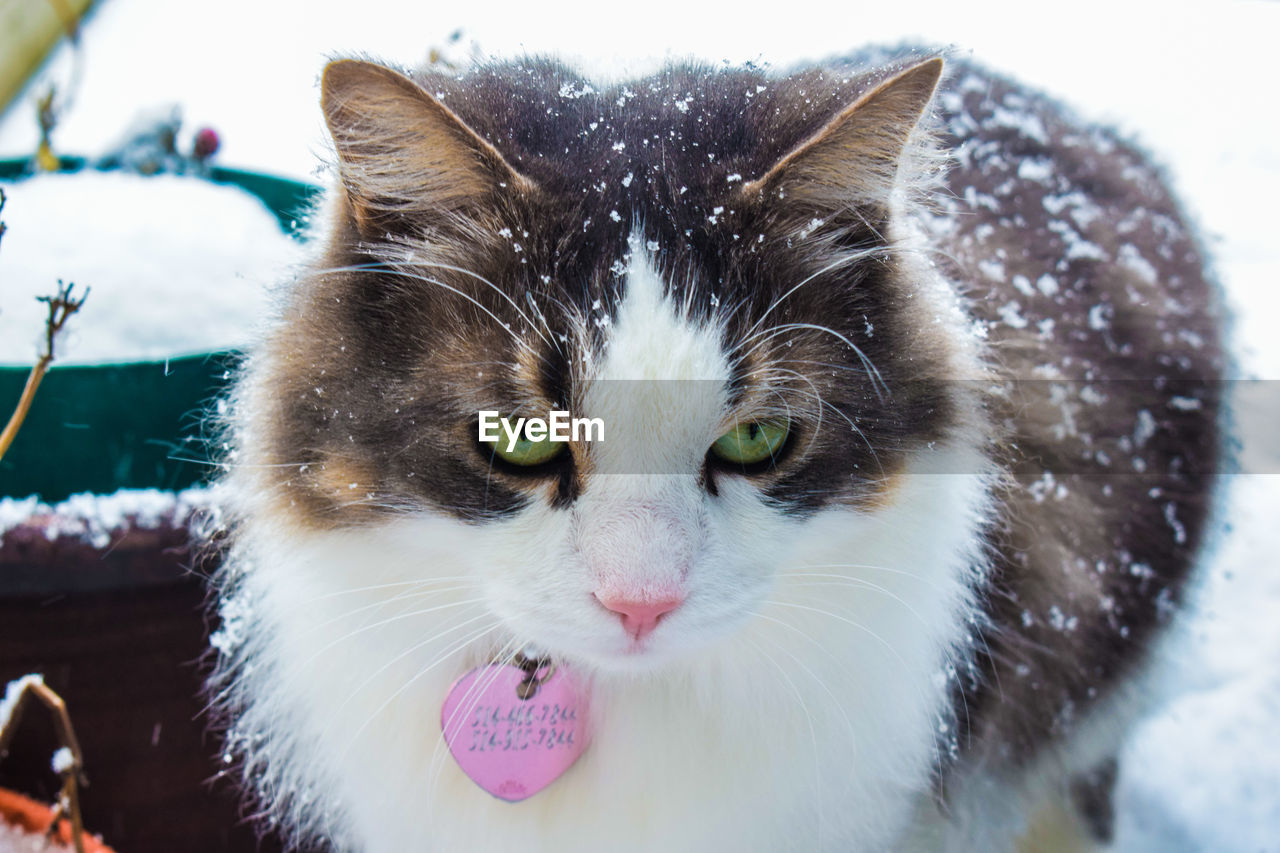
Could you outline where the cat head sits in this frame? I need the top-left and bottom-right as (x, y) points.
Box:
(238, 54), (981, 671)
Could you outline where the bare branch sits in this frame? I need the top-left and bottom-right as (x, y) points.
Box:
(0, 678), (88, 853)
(36, 279), (90, 362)
(0, 280), (90, 462)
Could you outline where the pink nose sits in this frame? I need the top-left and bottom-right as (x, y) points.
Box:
(596, 595), (684, 641)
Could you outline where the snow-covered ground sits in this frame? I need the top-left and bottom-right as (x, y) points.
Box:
(1, 1), (1276, 849)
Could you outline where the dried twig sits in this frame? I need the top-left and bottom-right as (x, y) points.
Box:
(0, 278), (89, 462)
(0, 678), (88, 853)
(33, 0), (87, 172)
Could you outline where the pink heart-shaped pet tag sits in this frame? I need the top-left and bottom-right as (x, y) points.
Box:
(441, 662), (591, 802)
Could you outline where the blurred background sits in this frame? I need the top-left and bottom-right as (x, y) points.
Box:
(0, 0), (1276, 850)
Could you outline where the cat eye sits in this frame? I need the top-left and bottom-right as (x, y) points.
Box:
(482, 422), (567, 468)
(709, 419), (790, 467)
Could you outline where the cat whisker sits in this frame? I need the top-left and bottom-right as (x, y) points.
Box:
(781, 564), (946, 591)
(759, 357), (899, 377)
(313, 262), (548, 362)
(736, 322), (887, 400)
(747, 365), (885, 476)
(429, 359), (526, 377)
(741, 635), (826, 846)
(750, 629), (860, 749)
(433, 636), (522, 753)
(747, 368), (825, 460)
(761, 600), (910, 670)
(748, 612), (850, 673)
(426, 637), (524, 809)
(777, 577), (931, 629)
(524, 291), (566, 357)
(403, 257), (562, 356)
(302, 576), (477, 604)
(325, 608), (495, 727)
(238, 600), (490, 723)
(300, 585), (478, 637)
(285, 598), (490, 682)
(337, 620), (504, 766)
(740, 250), (884, 342)
(747, 629), (861, 805)
(757, 601), (955, 780)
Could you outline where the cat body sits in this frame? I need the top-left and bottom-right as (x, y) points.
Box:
(209, 48), (1223, 852)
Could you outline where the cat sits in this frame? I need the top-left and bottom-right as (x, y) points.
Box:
(207, 46), (1224, 852)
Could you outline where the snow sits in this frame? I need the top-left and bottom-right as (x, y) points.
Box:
(0, 0), (1277, 849)
(996, 300), (1027, 329)
(0, 674), (43, 734)
(0, 821), (61, 852)
(1118, 477), (1280, 852)
(49, 747), (74, 775)
(0, 172), (302, 365)
(1134, 410), (1157, 447)
(0, 486), (217, 549)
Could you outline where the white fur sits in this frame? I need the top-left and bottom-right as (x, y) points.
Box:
(214, 231), (1000, 851)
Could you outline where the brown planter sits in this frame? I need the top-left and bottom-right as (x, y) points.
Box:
(0, 786), (115, 852)
(0, 504), (289, 852)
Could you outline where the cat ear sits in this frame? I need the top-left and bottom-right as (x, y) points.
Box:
(321, 59), (535, 235)
(740, 58), (943, 213)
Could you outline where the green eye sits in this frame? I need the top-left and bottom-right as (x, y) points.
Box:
(710, 419), (790, 466)
(483, 419), (566, 467)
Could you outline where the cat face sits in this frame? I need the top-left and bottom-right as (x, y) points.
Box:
(247, 57), (972, 670)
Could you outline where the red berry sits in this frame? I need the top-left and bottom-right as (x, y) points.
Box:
(193, 127), (220, 161)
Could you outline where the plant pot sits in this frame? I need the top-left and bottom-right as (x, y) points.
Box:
(1, 157), (321, 852)
(0, 155), (321, 502)
(0, 786), (114, 852)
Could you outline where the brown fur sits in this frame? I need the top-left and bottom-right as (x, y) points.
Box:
(322, 59), (537, 235)
(926, 64), (1225, 775)
(741, 58), (943, 208)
